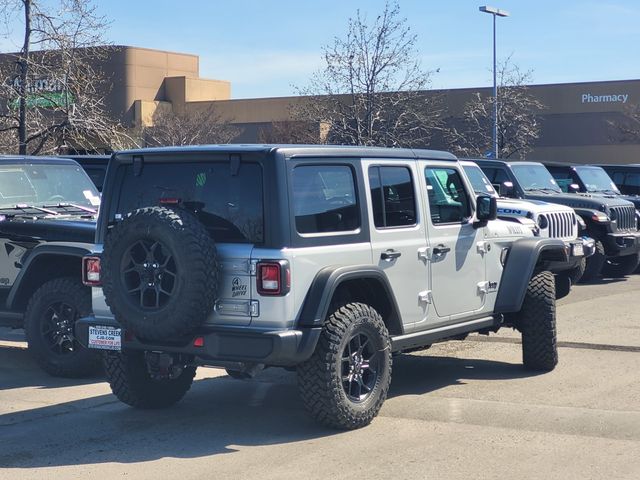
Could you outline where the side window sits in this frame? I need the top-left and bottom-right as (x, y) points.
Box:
(611, 172), (625, 185)
(292, 165), (359, 234)
(547, 169), (573, 193)
(625, 173), (640, 195)
(369, 166), (417, 228)
(424, 167), (471, 225)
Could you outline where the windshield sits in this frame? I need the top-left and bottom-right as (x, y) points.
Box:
(574, 166), (621, 194)
(511, 164), (562, 193)
(462, 165), (497, 197)
(0, 163), (100, 210)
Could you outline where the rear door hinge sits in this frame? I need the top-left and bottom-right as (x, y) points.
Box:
(477, 281), (489, 295)
(476, 241), (491, 254)
(418, 290), (432, 304)
(417, 247), (431, 262)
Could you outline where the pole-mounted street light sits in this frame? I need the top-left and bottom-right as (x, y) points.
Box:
(479, 5), (509, 159)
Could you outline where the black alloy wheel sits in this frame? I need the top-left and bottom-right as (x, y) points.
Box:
(121, 239), (177, 309)
(341, 331), (381, 403)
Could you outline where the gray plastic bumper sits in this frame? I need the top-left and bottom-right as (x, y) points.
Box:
(75, 316), (322, 367)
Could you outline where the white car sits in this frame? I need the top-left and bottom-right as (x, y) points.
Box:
(461, 160), (595, 285)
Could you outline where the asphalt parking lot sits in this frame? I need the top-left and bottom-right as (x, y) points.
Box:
(1, 276), (639, 480)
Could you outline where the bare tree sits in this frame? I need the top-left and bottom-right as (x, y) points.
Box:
(606, 103), (640, 144)
(144, 106), (241, 147)
(294, 1), (442, 147)
(257, 118), (321, 144)
(445, 59), (545, 159)
(0, 0), (125, 155)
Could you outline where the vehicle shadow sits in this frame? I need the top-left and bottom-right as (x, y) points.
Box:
(389, 352), (540, 398)
(0, 352), (538, 469)
(0, 345), (105, 391)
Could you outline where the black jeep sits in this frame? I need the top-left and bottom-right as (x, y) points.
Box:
(0, 156), (100, 377)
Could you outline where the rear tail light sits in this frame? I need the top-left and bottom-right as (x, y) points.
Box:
(82, 256), (101, 286)
(256, 260), (290, 296)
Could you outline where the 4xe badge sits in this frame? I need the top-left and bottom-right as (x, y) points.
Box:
(232, 277), (247, 297)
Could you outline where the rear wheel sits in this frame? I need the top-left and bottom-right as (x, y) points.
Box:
(579, 240), (605, 282)
(103, 350), (196, 408)
(297, 302), (392, 430)
(24, 277), (100, 378)
(518, 271), (558, 371)
(601, 253), (640, 278)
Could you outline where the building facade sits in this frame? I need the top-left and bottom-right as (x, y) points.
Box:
(2, 45), (639, 164)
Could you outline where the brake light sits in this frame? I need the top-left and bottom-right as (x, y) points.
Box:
(82, 256), (101, 286)
(256, 260), (290, 296)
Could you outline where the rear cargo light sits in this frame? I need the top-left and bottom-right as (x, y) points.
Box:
(82, 256), (101, 286)
(256, 260), (290, 296)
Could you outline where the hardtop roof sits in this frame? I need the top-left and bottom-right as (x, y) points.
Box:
(115, 144), (458, 161)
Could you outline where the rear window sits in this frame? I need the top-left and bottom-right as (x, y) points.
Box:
(116, 162), (264, 243)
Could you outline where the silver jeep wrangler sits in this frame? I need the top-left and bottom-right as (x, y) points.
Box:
(76, 145), (572, 429)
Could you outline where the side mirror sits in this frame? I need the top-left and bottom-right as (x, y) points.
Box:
(500, 181), (515, 197)
(568, 183), (580, 193)
(475, 195), (497, 228)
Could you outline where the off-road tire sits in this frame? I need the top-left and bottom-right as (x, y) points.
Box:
(579, 240), (605, 282)
(101, 206), (218, 341)
(297, 302), (392, 430)
(24, 277), (100, 378)
(601, 253), (640, 278)
(103, 350), (196, 408)
(568, 257), (586, 284)
(519, 271), (558, 371)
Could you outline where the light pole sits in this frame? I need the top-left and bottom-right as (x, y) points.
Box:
(479, 5), (509, 159)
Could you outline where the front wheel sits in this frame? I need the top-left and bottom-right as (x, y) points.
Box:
(579, 240), (605, 282)
(601, 253), (640, 278)
(297, 302), (392, 430)
(103, 351), (196, 408)
(24, 277), (100, 378)
(518, 271), (558, 371)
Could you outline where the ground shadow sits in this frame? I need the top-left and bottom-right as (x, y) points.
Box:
(0, 345), (105, 391)
(389, 353), (541, 398)
(0, 351), (539, 469)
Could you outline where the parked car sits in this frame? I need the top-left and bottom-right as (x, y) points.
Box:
(475, 159), (640, 281)
(76, 145), (574, 429)
(597, 164), (640, 196)
(0, 156), (100, 377)
(60, 155), (110, 192)
(460, 160), (594, 287)
(542, 162), (640, 211)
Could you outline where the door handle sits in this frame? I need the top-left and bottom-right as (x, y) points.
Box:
(432, 245), (451, 256)
(381, 249), (402, 261)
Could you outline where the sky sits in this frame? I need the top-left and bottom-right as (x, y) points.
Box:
(1, 0), (639, 99)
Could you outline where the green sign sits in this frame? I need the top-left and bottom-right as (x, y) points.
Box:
(9, 91), (75, 109)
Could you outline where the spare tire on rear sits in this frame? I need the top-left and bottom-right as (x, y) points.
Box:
(102, 206), (218, 341)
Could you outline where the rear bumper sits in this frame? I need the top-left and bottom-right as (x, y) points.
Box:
(75, 316), (322, 367)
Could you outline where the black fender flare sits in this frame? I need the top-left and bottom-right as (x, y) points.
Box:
(297, 265), (404, 335)
(7, 243), (94, 310)
(494, 237), (567, 313)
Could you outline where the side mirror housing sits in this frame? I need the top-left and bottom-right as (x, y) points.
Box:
(500, 181), (515, 197)
(568, 183), (580, 193)
(474, 195), (497, 228)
